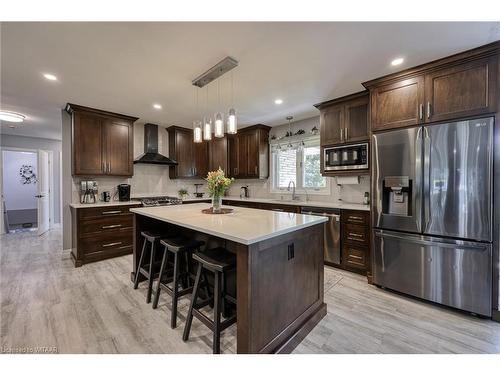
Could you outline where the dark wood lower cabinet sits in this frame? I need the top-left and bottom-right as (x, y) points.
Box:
(341, 209), (371, 275)
(71, 203), (141, 267)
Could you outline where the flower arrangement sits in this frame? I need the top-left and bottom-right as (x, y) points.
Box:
(178, 188), (189, 200)
(206, 168), (233, 212)
(206, 168), (233, 198)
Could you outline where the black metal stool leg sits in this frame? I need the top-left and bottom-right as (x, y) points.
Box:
(171, 252), (180, 328)
(183, 264), (203, 341)
(152, 246), (169, 309)
(146, 241), (156, 304)
(213, 271), (222, 354)
(133, 239), (147, 289)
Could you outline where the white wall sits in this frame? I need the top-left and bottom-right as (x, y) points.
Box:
(1, 134), (62, 223)
(2, 150), (38, 211)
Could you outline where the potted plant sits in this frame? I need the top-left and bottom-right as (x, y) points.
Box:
(178, 188), (189, 200)
(206, 168), (234, 213)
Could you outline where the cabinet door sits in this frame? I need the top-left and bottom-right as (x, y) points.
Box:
(246, 130), (259, 178)
(227, 134), (238, 177)
(237, 133), (249, 177)
(174, 130), (195, 178)
(73, 112), (105, 175)
(194, 141), (209, 178)
(371, 75), (425, 131)
(344, 96), (369, 142)
(424, 57), (497, 123)
(104, 118), (133, 176)
(320, 104), (344, 146)
(209, 137), (228, 174)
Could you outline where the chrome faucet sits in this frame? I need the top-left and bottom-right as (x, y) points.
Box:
(287, 181), (298, 201)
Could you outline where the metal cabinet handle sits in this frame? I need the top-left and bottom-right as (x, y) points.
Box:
(272, 208), (284, 212)
(254, 165), (258, 174)
(348, 236), (365, 242)
(419, 103), (423, 120)
(349, 254), (363, 260)
(340, 128), (343, 142)
(101, 224), (122, 229)
(102, 241), (122, 247)
(349, 216), (364, 221)
(345, 127), (348, 141)
(427, 102), (431, 119)
(102, 210), (122, 215)
(348, 233), (363, 238)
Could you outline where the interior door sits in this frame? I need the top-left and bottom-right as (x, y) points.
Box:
(37, 150), (50, 236)
(423, 118), (493, 241)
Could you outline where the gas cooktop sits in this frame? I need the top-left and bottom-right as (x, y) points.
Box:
(136, 196), (183, 207)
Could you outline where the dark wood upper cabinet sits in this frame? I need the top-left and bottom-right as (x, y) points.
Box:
(424, 57), (497, 123)
(316, 91), (369, 146)
(363, 42), (499, 132)
(66, 103), (137, 177)
(370, 76), (424, 131)
(167, 126), (209, 179)
(227, 134), (238, 177)
(230, 125), (270, 179)
(209, 137), (228, 174)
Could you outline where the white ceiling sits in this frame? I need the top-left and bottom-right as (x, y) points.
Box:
(1, 22), (499, 140)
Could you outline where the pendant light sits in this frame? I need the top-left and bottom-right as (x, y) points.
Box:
(203, 86), (212, 141)
(214, 80), (224, 138)
(227, 71), (237, 134)
(193, 89), (203, 143)
(286, 116), (294, 149)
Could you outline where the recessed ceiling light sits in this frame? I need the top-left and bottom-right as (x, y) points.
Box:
(43, 73), (58, 81)
(274, 99), (283, 105)
(0, 111), (26, 123)
(391, 57), (404, 66)
(9, 125), (16, 128)
(153, 103), (162, 110)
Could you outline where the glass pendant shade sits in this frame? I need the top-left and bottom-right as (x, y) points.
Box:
(214, 112), (224, 138)
(227, 108), (237, 134)
(203, 117), (212, 141)
(193, 120), (202, 143)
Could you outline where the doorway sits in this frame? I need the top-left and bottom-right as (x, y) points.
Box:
(1, 148), (53, 235)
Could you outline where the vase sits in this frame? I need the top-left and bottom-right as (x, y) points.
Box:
(212, 195), (222, 213)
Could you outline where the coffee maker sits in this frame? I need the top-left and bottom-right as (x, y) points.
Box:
(117, 184), (131, 201)
(80, 180), (98, 204)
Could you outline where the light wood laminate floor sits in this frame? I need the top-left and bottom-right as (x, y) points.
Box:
(1, 229), (499, 354)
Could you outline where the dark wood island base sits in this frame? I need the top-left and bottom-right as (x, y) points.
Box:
(131, 212), (326, 354)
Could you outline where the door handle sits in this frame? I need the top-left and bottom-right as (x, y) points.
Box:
(374, 231), (488, 251)
(35, 194), (44, 198)
(427, 102), (431, 119)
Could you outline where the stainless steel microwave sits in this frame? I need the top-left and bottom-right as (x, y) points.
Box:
(323, 143), (369, 171)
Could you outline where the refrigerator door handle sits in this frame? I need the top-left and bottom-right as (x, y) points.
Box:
(423, 127), (431, 232)
(414, 127), (423, 233)
(374, 230), (489, 251)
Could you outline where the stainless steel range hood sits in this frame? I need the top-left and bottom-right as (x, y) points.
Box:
(134, 123), (178, 165)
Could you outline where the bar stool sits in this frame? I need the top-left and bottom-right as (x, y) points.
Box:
(182, 247), (237, 354)
(133, 231), (168, 303)
(152, 237), (205, 329)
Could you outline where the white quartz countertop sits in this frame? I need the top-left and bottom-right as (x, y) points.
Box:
(70, 201), (142, 209)
(130, 203), (328, 245)
(182, 196), (370, 211)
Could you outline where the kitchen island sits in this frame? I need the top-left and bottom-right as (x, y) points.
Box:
(130, 203), (328, 353)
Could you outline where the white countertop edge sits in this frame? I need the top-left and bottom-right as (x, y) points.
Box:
(70, 201), (142, 209)
(130, 206), (328, 245)
(182, 196), (370, 211)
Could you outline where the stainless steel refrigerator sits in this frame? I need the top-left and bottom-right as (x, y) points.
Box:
(372, 117), (493, 316)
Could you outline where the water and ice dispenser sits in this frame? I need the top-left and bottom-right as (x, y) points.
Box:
(381, 176), (412, 216)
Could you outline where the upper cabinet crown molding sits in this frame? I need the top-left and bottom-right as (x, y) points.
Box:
(66, 103), (137, 177)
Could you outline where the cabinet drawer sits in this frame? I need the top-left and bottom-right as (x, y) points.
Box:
(342, 210), (369, 226)
(80, 229), (133, 255)
(78, 204), (140, 219)
(343, 244), (367, 270)
(79, 214), (133, 235)
(343, 223), (369, 245)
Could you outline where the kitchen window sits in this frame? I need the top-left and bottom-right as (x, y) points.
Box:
(271, 137), (329, 194)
